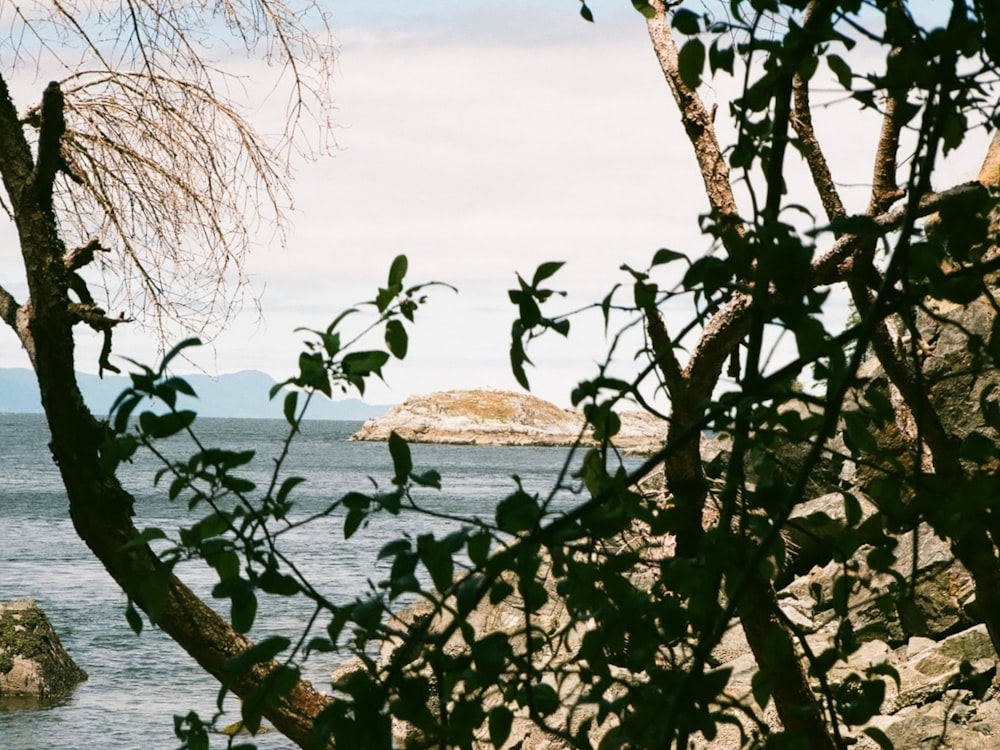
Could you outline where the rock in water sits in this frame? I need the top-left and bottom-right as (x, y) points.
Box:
(350, 388), (667, 452)
(0, 598), (87, 701)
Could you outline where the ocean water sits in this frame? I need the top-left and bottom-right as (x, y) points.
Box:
(0, 413), (600, 749)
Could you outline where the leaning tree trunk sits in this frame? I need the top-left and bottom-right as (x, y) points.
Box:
(0, 77), (331, 749)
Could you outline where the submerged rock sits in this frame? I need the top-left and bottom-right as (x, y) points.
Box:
(0, 598), (87, 702)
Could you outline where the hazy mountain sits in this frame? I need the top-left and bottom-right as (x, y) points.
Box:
(0, 368), (392, 421)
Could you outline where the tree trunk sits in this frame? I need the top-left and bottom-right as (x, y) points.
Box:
(0, 77), (331, 750)
(737, 572), (836, 750)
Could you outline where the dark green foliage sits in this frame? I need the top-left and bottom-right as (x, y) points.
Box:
(104, 4), (1000, 749)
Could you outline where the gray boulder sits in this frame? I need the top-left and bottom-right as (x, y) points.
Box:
(0, 598), (87, 701)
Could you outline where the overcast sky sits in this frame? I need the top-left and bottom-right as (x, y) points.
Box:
(0, 1), (991, 409)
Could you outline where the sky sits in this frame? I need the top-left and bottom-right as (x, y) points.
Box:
(0, 0), (992, 409)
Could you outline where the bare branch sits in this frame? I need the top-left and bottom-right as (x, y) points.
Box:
(6, 2), (335, 341)
(67, 302), (131, 376)
(64, 237), (107, 272)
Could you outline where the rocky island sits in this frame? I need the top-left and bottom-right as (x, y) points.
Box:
(349, 389), (667, 452)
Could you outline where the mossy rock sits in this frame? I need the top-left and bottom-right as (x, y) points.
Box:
(0, 598), (87, 702)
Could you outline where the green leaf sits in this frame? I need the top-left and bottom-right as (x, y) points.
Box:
(342, 350), (390, 379)
(226, 636), (291, 674)
(298, 351), (331, 397)
(751, 669), (773, 709)
(139, 409), (196, 439)
(631, 0), (655, 19)
(378, 539), (412, 560)
(276, 476), (305, 506)
(257, 569), (301, 596)
(672, 8), (700, 34)
(125, 600), (143, 635)
(862, 726), (894, 750)
(510, 323), (532, 390)
(283, 391), (299, 426)
(633, 280), (657, 309)
(495, 489), (541, 533)
(159, 337), (202, 374)
(836, 675), (885, 725)
(468, 532), (491, 567)
(709, 40), (735, 75)
(683, 255), (731, 296)
(111, 393), (142, 434)
(306, 637), (335, 655)
(212, 550), (240, 581)
(961, 431), (998, 463)
(843, 492), (862, 528)
(678, 38), (705, 89)
(385, 319), (408, 359)
(217, 475), (253, 495)
(651, 248), (686, 267)
(827, 53), (853, 89)
(344, 507), (367, 539)
(529, 683), (560, 716)
(410, 469), (441, 489)
(490, 579), (514, 604)
(388, 254), (408, 288)
(520, 578), (548, 612)
(488, 706), (514, 748)
(319, 330), (341, 358)
(418, 535), (455, 592)
(532, 260), (564, 286)
(388, 431), (413, 486)
(231, 583), (258, 634)
(162, 376), (196, 398)
(579, 1), (593, 22)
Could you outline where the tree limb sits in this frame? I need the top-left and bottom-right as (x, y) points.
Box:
(0, 73), (36, 213)
(644, 305), (686, 396)
(646, 1), (744, 250)
(0, 281), (19, 331)
(790, 33), (846, 223)
(811, 181), (987, 285)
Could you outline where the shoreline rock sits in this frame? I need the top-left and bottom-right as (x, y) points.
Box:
(0, 598), (88, 703)
(349, 389), (667, 453)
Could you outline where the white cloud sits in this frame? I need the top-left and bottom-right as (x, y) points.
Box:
(0, 2), (992, 410)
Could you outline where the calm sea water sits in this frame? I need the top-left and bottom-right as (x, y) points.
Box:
(0, 413), (602, 749)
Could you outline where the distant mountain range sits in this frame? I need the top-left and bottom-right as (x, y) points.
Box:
(0, 368), (392, 421)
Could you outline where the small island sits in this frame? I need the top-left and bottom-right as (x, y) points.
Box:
(349, 389), (667, 452)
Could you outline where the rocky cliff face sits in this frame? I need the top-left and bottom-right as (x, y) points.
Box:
(350, 389), (667, 453)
